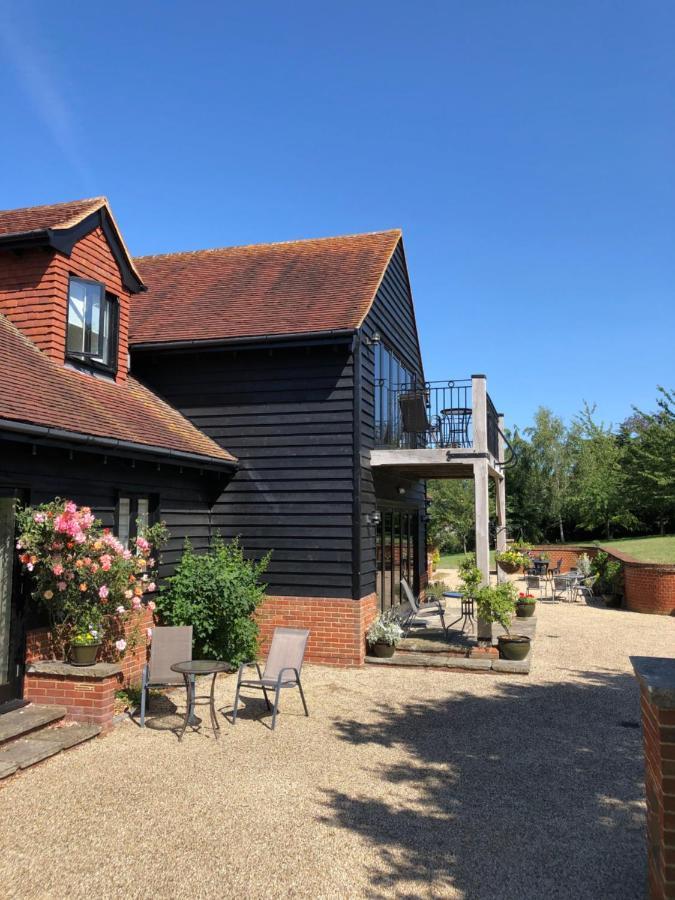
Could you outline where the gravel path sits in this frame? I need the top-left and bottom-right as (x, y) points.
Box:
(0, 599), (672, 899)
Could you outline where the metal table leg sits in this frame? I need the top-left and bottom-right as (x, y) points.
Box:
(178, 673), (193, 743)
(209, 672), (220, 738)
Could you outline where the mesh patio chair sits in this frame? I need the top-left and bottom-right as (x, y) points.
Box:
(525, 574), (544, 599)
(574, 575), (598, 604)
(551, 575), (573, 603)
(399, 577), (447, 634)
(549, 558), (564, 576)
(232, 627), (309, 730)
(140, 625), (193, 727)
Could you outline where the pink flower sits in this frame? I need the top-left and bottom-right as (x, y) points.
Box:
(33, 513), (46, 524)
(116, 605), (125, 615)
(148, 558), (155, 568)
(122, 549), (132, 560)
(52, 563), (64, 576)
(74, 532), (86, 544)
(57, 582), (67, 591)
(147, 582), (156, 593)
(146, 628), (153, 640)
(64, 501), (77, 514)
(99, 554), (112, 571)
(15, 540), (23, 550)
(98, 585), (109, 599)
(124, 589), (133, 600)
(136, 536), (150, 553)
(132, 597), (142, 610)
(115, 639), (127, 652)
(27, 563), (34, 572)
(147, 600), (156, 611)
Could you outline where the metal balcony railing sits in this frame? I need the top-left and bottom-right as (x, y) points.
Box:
(374, 377), (502, 457)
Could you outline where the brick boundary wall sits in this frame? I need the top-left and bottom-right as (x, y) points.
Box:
(532, 545), (675, 617)
(257, 593), (379, 666)
(631, 657), (675, 899)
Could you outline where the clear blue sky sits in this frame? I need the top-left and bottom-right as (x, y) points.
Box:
(1, 1), (673, 431)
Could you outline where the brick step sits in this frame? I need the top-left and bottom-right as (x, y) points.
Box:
(0, 703), (67, 745)
(0, 722), (101, 780)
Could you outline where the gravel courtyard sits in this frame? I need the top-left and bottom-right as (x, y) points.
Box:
(1, 599), (672, 900)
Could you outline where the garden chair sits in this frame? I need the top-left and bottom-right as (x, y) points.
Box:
(549, 558), (564, 576)
(525, 574), (544, 600)
(551, 575), (573, 603)
(140, 625), (193, 727)
(574, 575), (598, 604)
(399, 577), (447, 634)
(232, 627), (309, 730)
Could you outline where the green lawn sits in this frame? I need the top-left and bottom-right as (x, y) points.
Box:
(438, 550), (496, 570)
(437, 535), (675, 569)
(595, 535), (675, 564)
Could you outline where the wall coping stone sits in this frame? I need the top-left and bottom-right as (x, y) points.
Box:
(27, 660), (122, 680)
(631, 656), (675, 709)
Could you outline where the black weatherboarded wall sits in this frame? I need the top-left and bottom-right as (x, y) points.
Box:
(133, 340), (357, 598)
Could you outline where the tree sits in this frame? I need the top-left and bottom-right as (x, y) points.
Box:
(426, 480), (475, 553)
(569, 404), (636, 539)
(623, 387), (675, 534)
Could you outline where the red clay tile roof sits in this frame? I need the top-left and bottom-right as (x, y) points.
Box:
(0, 197), (106, 236)
(130, 230), (402, 345)
(0, 197), (145, 292)
(0, 313), (235, 467)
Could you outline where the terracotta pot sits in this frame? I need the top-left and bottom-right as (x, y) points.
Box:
(69, 643), (101, 666)
(497, 635), (531, 661)
(370, 642), (396, 658)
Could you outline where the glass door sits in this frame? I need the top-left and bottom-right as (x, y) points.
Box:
(0, 494), (22, 704)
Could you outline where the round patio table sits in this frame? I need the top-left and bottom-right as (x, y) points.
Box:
(170, 660), (233, 742)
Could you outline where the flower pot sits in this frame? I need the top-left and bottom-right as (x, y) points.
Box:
(369, 642), (396, 658)
(69, 643), (101, 666)
(497, 561), (521, 575)
(516, 602), (536, 618)
(497, 635), (531, 661)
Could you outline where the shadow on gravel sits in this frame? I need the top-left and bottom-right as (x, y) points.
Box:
(323, 670), (645, 900)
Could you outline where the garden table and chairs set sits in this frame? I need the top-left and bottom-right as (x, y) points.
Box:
(139, 625), (310, 740)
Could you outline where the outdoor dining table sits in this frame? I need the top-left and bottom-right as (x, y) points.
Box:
(443, 591), (475, 634)
(556, 572), (585, 602)
(170, 659), (233, 742)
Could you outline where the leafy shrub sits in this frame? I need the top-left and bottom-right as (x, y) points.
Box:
(576, 553), (592, 577)
(590, 551), (622, 596)
(425, 581), (448, 602)
(366, 610), (403, 646)
(157, 537), (270, 666)
(474, 582), (518, 633)
(458, 554), (482, 595)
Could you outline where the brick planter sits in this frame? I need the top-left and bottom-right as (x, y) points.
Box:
(23, 660), (122, 731)
(631, 657), (675, 898)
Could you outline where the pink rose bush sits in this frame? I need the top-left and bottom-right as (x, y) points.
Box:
(16, 499), (167, 658)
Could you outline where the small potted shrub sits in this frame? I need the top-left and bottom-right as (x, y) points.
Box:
(474, 581), (531, 660)
(69, 626), (102, 666)
(366, 611), (403, 658)
(515, 592), (537, 618)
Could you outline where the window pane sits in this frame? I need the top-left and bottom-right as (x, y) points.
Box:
(86, 286), (101, 356)
(137, 498), (149, 535)
(117, 498), (131, 548)
(67, 280), (87, 354)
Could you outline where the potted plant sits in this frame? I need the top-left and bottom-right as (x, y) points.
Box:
(495, 548), (529, 575)
(515, 592), (537, 618)
(366, 610), (403, 658)
(474, 581), (531, 660)
(69, 626), (102, 666)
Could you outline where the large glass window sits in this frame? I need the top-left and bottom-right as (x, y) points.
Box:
(376, 507), (419, 611)
(67, 277), (118, 372)
(374, 343), (414, 446)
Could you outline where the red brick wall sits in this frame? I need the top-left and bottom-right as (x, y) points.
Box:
(23, 670), (118, 731)
(638, 685), (675, 898)
(257, 593), (379, 666)
(25, 606), (153, 686)
(0, 227), (131, 381)
(530, 545), (599, 572)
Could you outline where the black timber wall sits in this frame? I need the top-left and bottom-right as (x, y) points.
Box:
(358, 241), (427, 599)
(0, 436), (222, 579)
(133, 342), (356, 598)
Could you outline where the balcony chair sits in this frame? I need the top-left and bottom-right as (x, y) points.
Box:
(232, 627), (309, 731)
(140, 625), (193, 727)
(399, 577), (447, 634)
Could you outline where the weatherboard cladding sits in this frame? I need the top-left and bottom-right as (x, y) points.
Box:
(131, 343), (356, 598)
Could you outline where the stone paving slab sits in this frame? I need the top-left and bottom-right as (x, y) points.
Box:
(0, 704), (66, 744)
(30, 723), (101, 750)
(0, 723), (101, 779)
(366, 653), (493, 670)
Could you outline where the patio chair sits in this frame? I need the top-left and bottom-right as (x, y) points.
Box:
(574, 575), (598, 604)
(140, 625), (193, 727)
(525, 574), (544, 599)
(399, 577), (447, 634)
(549, 558), (564, 577)
(232, 627), (309, 730)
(551, 575), (572, 603)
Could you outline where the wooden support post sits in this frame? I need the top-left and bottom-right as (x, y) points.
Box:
(495, 414), (507, 578)
(473, 457), (491, 641)
(471, 374), (487, 453)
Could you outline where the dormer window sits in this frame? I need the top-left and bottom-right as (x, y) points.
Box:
(67, 276), (118, 373)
